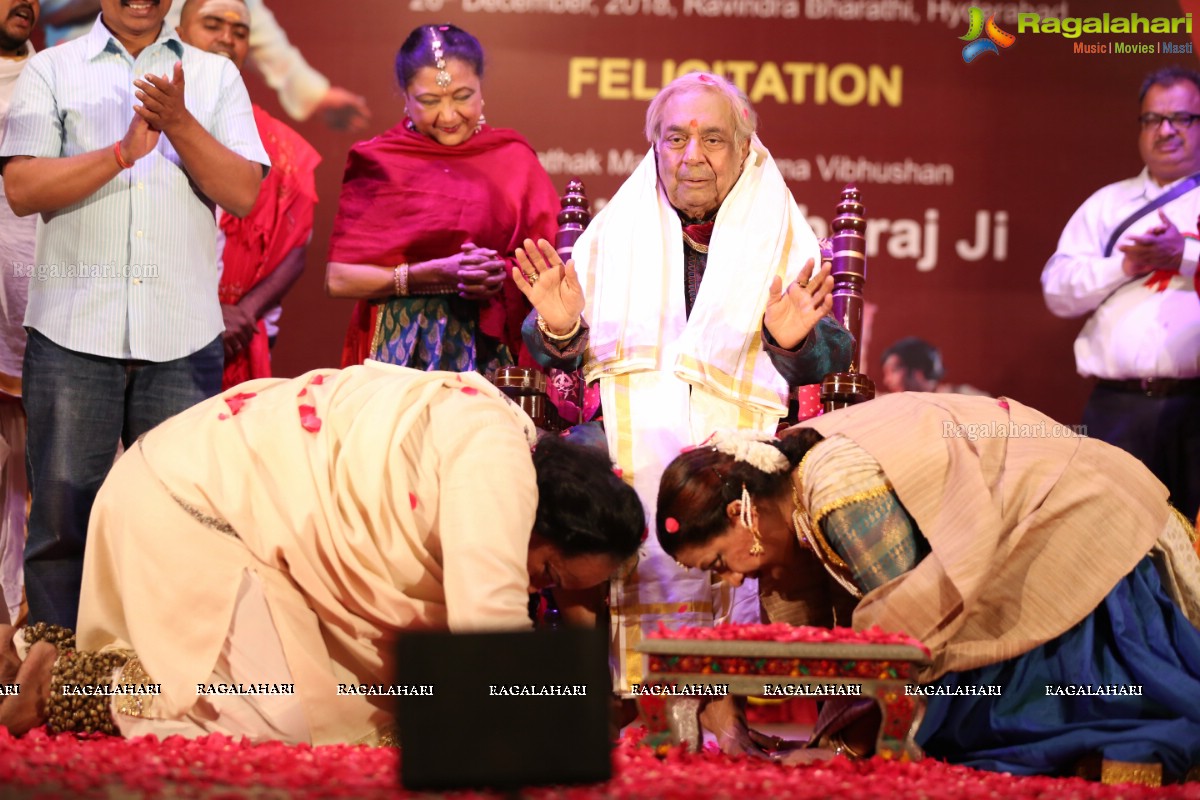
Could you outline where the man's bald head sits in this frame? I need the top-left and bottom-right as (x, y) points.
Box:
(177, 0), (250, 71)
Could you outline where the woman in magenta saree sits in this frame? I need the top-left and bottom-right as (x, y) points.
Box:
(325, 24), (559, 372)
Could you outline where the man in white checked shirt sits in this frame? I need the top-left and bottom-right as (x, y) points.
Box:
(0, 0), (270, 629)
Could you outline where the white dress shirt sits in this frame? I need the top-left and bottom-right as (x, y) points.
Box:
(1042, 168), (1200, 380)
(0, 17), (270, 361)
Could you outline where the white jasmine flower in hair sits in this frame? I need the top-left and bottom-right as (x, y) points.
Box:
(707, 430), (789, 474)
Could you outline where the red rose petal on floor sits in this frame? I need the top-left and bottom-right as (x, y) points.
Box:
(297, 387), (307, 398)
(311, 374), (327, 385)
(998, 399), (1010, 410)
(0, 719), (1175, 798)
(409, 493), (418, 510)
(460, 386), (479, 396)
(218, 413), (229, 421)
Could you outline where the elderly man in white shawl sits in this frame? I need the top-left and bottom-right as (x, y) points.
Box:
(514, 72), (852, 741)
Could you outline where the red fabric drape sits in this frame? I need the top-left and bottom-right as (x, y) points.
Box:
(327, 123), (560, 368)
(219, 106), (320, 389)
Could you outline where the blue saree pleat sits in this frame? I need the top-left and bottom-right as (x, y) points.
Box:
(916, 558), (1200, 781)
(809, 437), (1200, 780)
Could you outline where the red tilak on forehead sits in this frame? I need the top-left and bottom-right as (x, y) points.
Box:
(689, 119), (698, 128)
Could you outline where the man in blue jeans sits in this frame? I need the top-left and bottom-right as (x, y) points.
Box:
(0, 0), (269, 627)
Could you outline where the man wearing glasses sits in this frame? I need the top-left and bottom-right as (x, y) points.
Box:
(1043, 66), (1200, 520)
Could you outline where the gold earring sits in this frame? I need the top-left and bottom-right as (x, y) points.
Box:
(741, 484), (764, 556)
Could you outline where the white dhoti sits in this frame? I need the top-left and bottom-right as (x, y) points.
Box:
(604, 374), (780, 689)
(573, 140), (823, 692)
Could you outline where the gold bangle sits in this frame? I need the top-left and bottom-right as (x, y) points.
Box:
(393, 264), (409, 297)
(537, 314), (581, 342)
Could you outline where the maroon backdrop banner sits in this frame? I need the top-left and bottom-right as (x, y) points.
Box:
(251, 0), (1193, 424)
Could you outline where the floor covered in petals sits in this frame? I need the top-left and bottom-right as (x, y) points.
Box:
(1, 728), (1198, 799)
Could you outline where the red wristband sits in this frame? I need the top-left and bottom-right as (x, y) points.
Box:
(113, 142), (134, 170)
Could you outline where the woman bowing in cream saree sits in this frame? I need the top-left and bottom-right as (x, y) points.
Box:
(0, 363), (643, 745)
